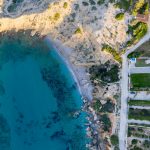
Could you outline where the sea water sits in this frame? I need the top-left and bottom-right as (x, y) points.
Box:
(0, 33), (88, 150)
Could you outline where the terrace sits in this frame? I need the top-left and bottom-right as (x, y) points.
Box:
(127, 55), (150, 149)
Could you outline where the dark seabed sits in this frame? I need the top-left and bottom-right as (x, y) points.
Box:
(0, 31), (88, 150)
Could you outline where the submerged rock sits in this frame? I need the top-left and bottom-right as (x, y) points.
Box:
(0, 81), (5, 96)
(0, 114), (11, 150)
(50, 129), (66, 140)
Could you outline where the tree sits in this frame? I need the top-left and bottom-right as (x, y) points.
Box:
(132, 139), (138, 145)
(110, 134), (119, 146)
(115, 13), (124, 20)
(53, 13), (60, 21)
(63, 2), (68, 9)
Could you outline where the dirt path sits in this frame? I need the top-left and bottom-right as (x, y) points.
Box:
(128, 119), (150, 125)
(130, 67), (150, 74)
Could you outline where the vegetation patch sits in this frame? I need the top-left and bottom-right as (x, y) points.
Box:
(101, 99), (115, 113)
(53, 13), (60, 21)
(89, 61), (119, 83)
(128, 100), (150, 106)
(130, 73), (150, 90)
(92, 99), (115, 113)
(132, 0), (149, 16)
(114, 0), (131, 11)
(115, 13), (124, 20)
(127, 22), (148, 47)
(100, 114), (111, 132)
(128, 108), (150, 121)
(74, 27), (82, 34)
(93, 99), (102, 112)
(128, 51), (143, 59)
(135, 59), (150, 67)
(110, 134), (119, 146)
(129, 40), (150, 57)
(102, 44), (122, 63)
(97, 0), (105, 5)
(63, 2), (68, 9)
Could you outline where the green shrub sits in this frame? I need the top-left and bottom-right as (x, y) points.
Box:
(128, 100), (150, 106)
(143, 140), (150, 148)
(138, 2), (149, 15)
(102, 44), (122, 63)
(127, 22), (148, 46)
(97, 0), (105, 5)
(132, 139), (138, 145)
(129, 108), (150, 121)
(130, 73), (150, 90)
(132, 0), (146, 16)
(89, 61), (119, 83)
(82, 1), (89, 6)
(114, 0), (131, 11)
(115, 13), (124, 20)
(110, 134), (119, 146)
(128, 51), (143, 58)
(53, 13), (60, 21)
(93, 100), (102, 112)
(63, 2), (68, 9)
(74, 28), (82, 34)
(101, 114), (111, 132)
(101, 100), (115, 113)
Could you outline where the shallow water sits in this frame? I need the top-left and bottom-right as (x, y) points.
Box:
(0, 34), (88, 150)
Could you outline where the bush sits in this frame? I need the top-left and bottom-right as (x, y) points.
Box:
(128, 51), (143, 58)
(132, 139), (138, 145)
(114, 0), (131, 11)
(129, 108), (150, 121)
(53, 13), (60, 21)
(128, 100), (150, 106)
(143, 140), (150, 148)
(63, 2), (68, 9)
(101, 100), (115, 113)
(102, 44), (122, 63)
(82, 1), (89, 6)
(115, 13), (124, 20)
(138, 2), (149, 15)
(101, 114), (111, 132)
(127, 22), (148, 46)
(110, 134), (119, 146)
(74, 28), (82, 34)
(89, 61), (119, 83)
(97, 0), (105, 5)
(93, 100), (102, 112)
(132, 0), (146, 16)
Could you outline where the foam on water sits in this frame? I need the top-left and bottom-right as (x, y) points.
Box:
(0, 33), (88, 150)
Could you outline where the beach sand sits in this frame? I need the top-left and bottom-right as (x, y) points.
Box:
(44, 35), (93, 101)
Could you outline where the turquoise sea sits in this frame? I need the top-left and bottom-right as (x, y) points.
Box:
(0, 32), (88, 150)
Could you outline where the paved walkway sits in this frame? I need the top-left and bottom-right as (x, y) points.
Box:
(130, 67), (150, 74)
(129, 106), (150, 109)
(128, 119), (150, 125)
(129, 91), (150, 100)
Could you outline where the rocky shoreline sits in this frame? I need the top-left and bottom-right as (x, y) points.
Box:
(44, 35), (105, 150)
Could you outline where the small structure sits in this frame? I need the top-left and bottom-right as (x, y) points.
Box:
(130, 58), (136, 63)
(136, 14), (149, 23)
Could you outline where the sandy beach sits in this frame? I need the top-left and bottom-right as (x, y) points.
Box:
(44, 35), (93, 101)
